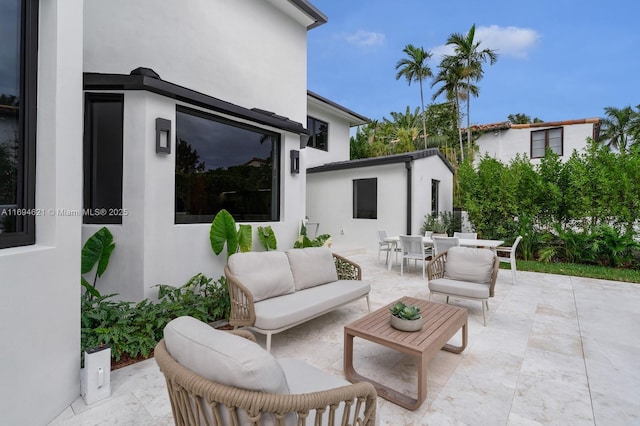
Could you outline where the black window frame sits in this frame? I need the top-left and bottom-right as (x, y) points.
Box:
(530, 127), (564, 158)
(0, 0), (38, 249)
(353, 178), (377, 219)
(431, 179), (440, 214)
(83, 93), (125, 225)
(175, 105), (281, 224)
(306, 116), (328, 151)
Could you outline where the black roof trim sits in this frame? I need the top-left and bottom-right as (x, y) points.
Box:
(289, 0), (328, 29)
(307, 90), (370, 125)
(307, 149), (455, 174)
(83, 72), (306, 134)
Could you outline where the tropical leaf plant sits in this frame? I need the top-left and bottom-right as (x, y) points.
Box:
(81, 226), (116, 298)
(257, 225), (277, 251)
(210, 209), (240, 259)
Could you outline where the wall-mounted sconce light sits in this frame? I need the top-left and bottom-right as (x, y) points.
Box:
(290, 149), (300, 174)
(156, 118), (171, 154)
(299, 133), (310, 149)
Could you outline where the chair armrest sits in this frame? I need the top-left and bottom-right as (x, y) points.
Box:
(224, 265), (256, 328)
(333, 253), (362, 280)
(155, 339), (377, 425)
(488, 255), (500, 297)
(427, 252), (447, 280)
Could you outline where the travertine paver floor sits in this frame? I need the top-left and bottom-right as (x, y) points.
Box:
(49, 250), (640, 425)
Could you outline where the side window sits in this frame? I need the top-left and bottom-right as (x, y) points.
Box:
(531, 127), (563, 158)
(307, 116), (328, 151)
(353, 178), (377, 219)
(431, 179), (440, 214)
(0, 0), (38, 248)
(83, 94), (124, 224)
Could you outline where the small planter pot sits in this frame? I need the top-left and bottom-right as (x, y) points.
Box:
(390, 315), (424, 332)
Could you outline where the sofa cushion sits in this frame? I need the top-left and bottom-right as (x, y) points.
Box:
(253, 280), (370, 330)
(429, 278), (491, 299)
(163, 316), (289, 394)
(228, 251), (295, 302)
(444, 247), (495, 284)
(286, 247), (339, 291)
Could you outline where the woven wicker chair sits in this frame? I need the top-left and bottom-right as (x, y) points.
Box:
(155, 318), (377, 426)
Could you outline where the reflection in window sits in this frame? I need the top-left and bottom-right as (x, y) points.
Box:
(175, 107), (280, 223)
(353, 178), (377, 219)
(0, 0), (37, 248)
(307, 116), (328, 151)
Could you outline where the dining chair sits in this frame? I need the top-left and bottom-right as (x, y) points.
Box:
(399, 235), (428, 279)
(496, 235), (523, 284)
(423, 231), (434, 259)
(433, 236), (460, 257)
(453, 232), (477, 239)
(376, 230), (392, 265)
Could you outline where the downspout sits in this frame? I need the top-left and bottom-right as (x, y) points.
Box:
(405, 160), (412, 235)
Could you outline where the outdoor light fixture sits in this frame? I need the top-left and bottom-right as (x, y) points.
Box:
(290, 149), (300, 174)
(299, 132), (310, 149)
(155, 118), (171, 154)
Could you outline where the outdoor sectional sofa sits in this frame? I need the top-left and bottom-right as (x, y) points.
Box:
(224, 247), (371, 351)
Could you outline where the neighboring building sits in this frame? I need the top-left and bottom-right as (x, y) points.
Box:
(473, 118), (601, 164)
(306, 150), (455, 251)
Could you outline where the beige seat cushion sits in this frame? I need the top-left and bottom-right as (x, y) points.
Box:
(444, 247), (495, 284)
(228, 251), (295, 302)
(286, 247), (339, 290)
(163, 316), (289, 394)
(253, 280), (370, 330)
(429, 278), (491, 299)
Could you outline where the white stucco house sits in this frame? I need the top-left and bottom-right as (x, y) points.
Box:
(306, 150), (455, 251)
(473, 118), (601, 165)
(0, 1), (375, 424)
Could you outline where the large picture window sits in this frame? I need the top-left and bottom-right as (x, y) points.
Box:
(83, 93), (124, 224)
(307, 116), (328, 151)
(353, 178), (377, 219)
(531, 127), (563, 158)
(0, 0), (38, 248)
(175, 106), (280, 223)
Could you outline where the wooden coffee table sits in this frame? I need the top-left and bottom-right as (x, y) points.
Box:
(344, 296), (467, 410)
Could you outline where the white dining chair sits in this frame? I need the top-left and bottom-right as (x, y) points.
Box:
(433, 236), (460, 257)
(399, 235), (428, 279)
(376, 230), (392, 265)
(453, 232), (477, 239)
(423, 231), (434, 259)
(496, 236), (523, 284)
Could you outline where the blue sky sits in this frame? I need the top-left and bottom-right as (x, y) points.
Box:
(307, 0), (639, 125)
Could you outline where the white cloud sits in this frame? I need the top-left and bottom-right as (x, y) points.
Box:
(431, 25), (540, 60)
(341, 30), (386, 47)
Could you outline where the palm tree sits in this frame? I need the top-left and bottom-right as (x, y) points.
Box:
(600, 106), (635, 152)
(445, 24), (498, 158)
(395, 44), (433, 149)
(431, 55), (477, 160)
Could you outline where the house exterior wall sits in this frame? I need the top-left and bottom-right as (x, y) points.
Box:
(0, 1), (84, 424)
(475, 122), (596, 165)
(82, 0), (311, 301)
(304, 99), (352, 168)
(83, 0), (308, 125)
(306, 155), (453, 252)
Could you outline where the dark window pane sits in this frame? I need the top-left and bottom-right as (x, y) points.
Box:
(353, 178), (377, 219)
(431, 179), (439, 214)
(175, 107), (280, 223)
(83, 94), (124, 224)
(306, 116), (328, 151)
(0, 0), (37, 247)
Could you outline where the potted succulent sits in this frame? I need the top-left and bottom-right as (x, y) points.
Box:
(389, 301), (423, 331)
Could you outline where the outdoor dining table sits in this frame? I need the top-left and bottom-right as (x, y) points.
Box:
(383, 235), (505, 270)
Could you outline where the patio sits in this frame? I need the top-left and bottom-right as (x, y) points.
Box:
(50, 249), (640, 425)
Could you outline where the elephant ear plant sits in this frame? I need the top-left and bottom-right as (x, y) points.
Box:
(81, 226), (116, 299)
(210, 209), (252, 259)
